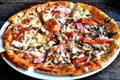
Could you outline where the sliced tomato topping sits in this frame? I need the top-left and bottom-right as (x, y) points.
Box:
(52, 10), (61, 18)
(68, 31), (76, 37)
(72, 56), (88, 66)
(95, 39), (108, 44)
(81, 37), (108, 44)
(87, 61), (101, 71)
(22, 18), (34, 24)
(81, 38), (95, 44)
(81, 18), (104, 25)
(46, 18), (60, 33)
(93, 18), (104, 25)
(81, 18), (95, 25)
(18, 35), (24, 42)
(13, 27), (29, 40)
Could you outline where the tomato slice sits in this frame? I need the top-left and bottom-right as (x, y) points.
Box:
(81, 18), (95, 25)
(52, 10), (61, 18)
(46, 18), (60, 33)
(87, 61), (101, 71)
(81, 18), (104, 25)
(93, 18), (104, 24)
(18, 35), (24, 42)
(22, 18), (34, 24)
(69, 31), (76, 37)
(13, 27), (29, 40)
(72, 56), (88, 66)
(81, 37), (108, 44)
(95, 39), (108, 44)
(81, 38), (95, 44)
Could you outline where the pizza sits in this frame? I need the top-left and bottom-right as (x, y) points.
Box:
(1, 1), (120, 76)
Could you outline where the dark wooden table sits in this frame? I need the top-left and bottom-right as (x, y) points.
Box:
(0, 0), (120, 80)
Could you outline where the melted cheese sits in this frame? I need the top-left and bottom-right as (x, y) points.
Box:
(36, 33), (46, 44)
(42, 11), (53, 22)
(12, 40), (26, 47)
(73, 6), (92, 20)
(42, 6), (71, 24)
(72, 47), (80, 54)
(30, 48), (45, 57)
(78, 53), (85, 58)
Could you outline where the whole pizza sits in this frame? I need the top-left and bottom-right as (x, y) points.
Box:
(2, 1), (120, 76)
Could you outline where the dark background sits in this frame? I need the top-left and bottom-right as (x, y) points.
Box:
(0, 0), (120, 80)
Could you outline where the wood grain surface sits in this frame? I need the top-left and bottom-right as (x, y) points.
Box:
(0, 0), (120, 80)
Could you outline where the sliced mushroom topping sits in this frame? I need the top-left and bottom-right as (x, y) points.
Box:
(107, 32), (117, 38)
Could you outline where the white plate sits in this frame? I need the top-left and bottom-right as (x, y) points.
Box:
(0, 21), (120, 80)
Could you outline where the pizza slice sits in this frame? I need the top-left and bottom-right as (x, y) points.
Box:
(40, 1), (73, 26)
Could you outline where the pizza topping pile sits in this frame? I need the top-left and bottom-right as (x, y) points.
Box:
(3, 1), (120, 76)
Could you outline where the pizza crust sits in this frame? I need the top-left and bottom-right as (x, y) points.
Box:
(3, 24), (14, 48)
